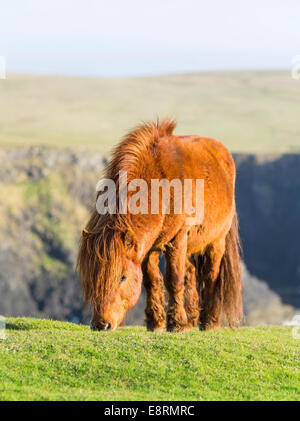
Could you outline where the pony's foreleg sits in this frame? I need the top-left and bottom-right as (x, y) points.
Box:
(164, 228), (189, 332)
(198, 238), (225, 331)
(142, 251), (166, 332)
(184, 258), (199, 328)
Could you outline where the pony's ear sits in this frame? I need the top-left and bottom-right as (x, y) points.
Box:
(124, 229), (136, 251)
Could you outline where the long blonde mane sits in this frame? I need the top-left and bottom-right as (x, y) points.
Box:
(77, 118), (176, 307)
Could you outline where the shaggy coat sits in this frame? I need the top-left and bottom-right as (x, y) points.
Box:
(77, 119), (243, 331)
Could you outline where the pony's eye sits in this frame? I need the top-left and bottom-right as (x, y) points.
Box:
(120, 275), (127, 284)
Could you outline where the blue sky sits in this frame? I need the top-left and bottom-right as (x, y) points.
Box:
(0, 0), (299, 77)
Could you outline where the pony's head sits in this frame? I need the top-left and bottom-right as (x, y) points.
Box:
(77, 215), (143, 331)
(77, 118), (177, 330)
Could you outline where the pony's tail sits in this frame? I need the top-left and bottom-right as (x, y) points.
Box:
(195, 211), (244, 327)
(218, 211), (244, 326)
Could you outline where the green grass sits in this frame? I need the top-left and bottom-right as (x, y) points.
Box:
(0, 318), (299, 401)
(1, 71), (300, 153)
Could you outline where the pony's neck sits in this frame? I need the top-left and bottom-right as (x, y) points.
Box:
(129, 234), (147, 264)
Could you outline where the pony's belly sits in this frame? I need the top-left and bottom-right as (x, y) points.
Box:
(187, 226), (212, 255)
(186, 214), (232, 255)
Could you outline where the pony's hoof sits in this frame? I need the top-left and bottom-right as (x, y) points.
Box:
(146, 321), (166, 332)
(200, 323), (220, 331)
(186, 319), (198, 329)
(151, 326), (165, 333)
(166, 323), (190, 333)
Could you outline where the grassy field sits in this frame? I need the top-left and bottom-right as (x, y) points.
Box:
(0, 318), (299, 401)
(0, 71), (300, 153)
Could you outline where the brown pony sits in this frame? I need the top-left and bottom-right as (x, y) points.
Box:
(77, 118), (243, 332)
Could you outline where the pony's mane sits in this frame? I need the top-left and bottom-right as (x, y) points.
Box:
(106, 117), (177, 182)
(77, 118), (176, 307)
(77, 218), (125, 309)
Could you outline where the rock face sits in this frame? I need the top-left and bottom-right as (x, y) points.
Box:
(234, 154), (300, 308)
(241, 264), (294, 325)
(0, 148), (298, 324)
(0, 147), (105, 322)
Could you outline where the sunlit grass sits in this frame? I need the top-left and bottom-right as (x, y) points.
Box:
(0, 317), (299, 400)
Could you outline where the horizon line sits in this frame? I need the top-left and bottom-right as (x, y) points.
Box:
(4, 67), (290, 80)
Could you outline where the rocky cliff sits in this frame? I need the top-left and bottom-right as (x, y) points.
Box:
(234, 154), (300, 307)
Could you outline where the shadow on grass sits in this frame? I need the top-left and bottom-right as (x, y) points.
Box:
(5, 320), (89, 332)
(5, 323), (32, 331)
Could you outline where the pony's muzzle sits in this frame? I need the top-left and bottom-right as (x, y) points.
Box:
(90, 321), (112, 331)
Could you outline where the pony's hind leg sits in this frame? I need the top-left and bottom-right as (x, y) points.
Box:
(164, 228), (189, 332)
(196, 238), (226, 331)
(142, 251), (166, 332)
(184, 258), (199, 328)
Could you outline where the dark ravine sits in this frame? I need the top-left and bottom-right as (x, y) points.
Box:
(0, 147), (298, 324)
(234, 153), (300, 308)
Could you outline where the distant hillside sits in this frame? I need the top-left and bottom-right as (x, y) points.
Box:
(0, 71), (300, 153)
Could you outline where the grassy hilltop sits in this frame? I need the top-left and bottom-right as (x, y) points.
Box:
(0, 318), (299, 401)
(0, 71), (300, 153)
